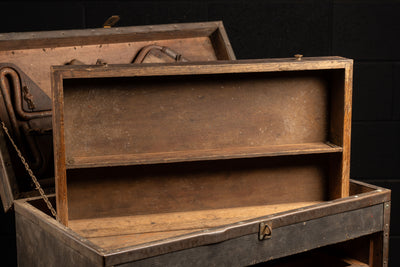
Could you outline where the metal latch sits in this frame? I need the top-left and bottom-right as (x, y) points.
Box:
(294, 54), (303, 61)
(103, 15), (120, 28)
(259, 222), (272, 240)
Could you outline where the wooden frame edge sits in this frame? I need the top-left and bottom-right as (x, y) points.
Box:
(0, 125), (16, 211)
(341, 60), (354, 198)
(210, 21), (236, 60)
(0, 21), (225, 51)
(217, 21), (236, 60)
(51, 68), (68, 226)
(52, 57), (353, 226)
(53, 57), (352, 80)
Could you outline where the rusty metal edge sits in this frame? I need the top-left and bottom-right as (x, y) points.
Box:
(103, 180), (390, 265)
(383, 200), (391, 267)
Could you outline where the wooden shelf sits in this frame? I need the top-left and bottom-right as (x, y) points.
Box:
(67, 142), (342, 169)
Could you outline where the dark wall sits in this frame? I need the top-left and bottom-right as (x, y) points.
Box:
(0, 1), (399, 266)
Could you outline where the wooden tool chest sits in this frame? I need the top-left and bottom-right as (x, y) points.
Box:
(0, 23), (391, 267)
(14, 180), (390, 266)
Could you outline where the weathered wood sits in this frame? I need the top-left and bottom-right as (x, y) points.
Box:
(68, 143), (342, 169)
(14, 200), (104, 266)
(0, 22), (227, 50)
(51, 57), (353, 225)
(0, 121), (16, 211)
(97, 185), (388, 261)
(109, 204), (383, 266)
(14, 180), (390, 266)
(340, 64), (353, 198)
(0, 21), (235, 213)
(0, 38), (221, 96)
(53, 57), (351, 79)
(350, 179), (377, 194)
(16, 214), (99, 267)
(51, 71), (69, 226)
(68, 201), (321, 249)
(0, 22), (234, 97)
(2, 21), (383, 267)
(62, 73), (331, 168)
(209, 23), (235, 61)
(326, 63), (352, 199)
(66, 155), (329, 221)
(102, 182), (389, 264)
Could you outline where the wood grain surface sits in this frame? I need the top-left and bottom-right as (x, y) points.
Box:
(66, 155), (329, 220)
(69, 201), (321, 250)
(62, 72), (330, 167)
(51, 57), (353, 226)
(0, 21), (234, 96)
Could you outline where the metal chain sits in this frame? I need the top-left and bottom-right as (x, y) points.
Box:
(0, 121), (59, 221)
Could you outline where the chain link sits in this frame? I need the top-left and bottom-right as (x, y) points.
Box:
(1, 121), (59, 221)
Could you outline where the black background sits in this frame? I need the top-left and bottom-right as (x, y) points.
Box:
(0, 0), (399, 266)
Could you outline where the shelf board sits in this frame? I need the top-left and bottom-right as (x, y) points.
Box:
(67, 142), (342, 169)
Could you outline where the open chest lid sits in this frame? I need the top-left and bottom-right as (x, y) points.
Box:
(0, 21), (235, 212)
(51, 57), (353, 227)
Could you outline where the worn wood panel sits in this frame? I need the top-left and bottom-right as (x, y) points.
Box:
(341, 64), (353, 198)
(112, 204), (383, 266)
(209, 26), (233, 61)
(52, 70), (69, 225)
(52, 58), (353, 225)
(89, 230), (198, 252)
(100, 183), (389, 264)
(350, 181), (376, 195)
(326, 63), (352, 199)
(0, 38), (216, 97)
(328, 69), (345, 201)
(68, 142), (342, 169)
(0, 123), (16, 211)
(16, 214), (99, 267)
(53, 57), (351, 80)
(0, 22), (219, 50)
(67, 155), (329, 220)
(63, 72), (330, 168)
(0, 21), (234, 97)
(0, 21), (234, 217)
(70, 202), (322, 238)
(14, 201), (103, 267)
(13, 181), (389, 266)
(69, 201), (320, 250)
